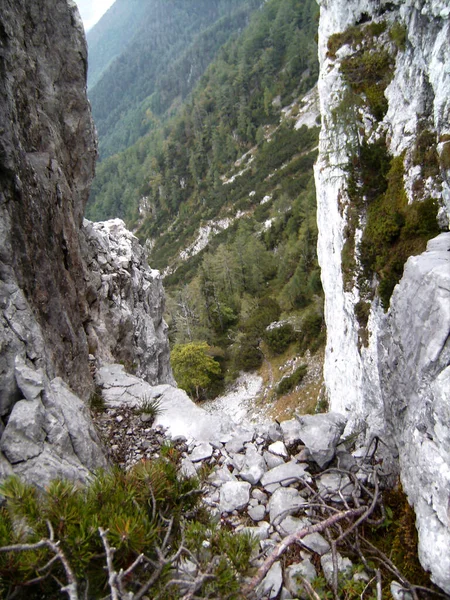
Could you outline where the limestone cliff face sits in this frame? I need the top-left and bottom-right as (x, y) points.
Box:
(0, 0), (97, 410)
(315, 0), (450, 591)
(82, 219), (174, 386)
(0, 1), (173, 485)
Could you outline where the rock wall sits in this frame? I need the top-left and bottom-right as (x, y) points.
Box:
(315, 0), (450, 591)
(82, 219), (174, 386)
(0, 1), (173, 485)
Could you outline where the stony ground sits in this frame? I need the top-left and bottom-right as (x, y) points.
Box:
(92, 394), (397, 600)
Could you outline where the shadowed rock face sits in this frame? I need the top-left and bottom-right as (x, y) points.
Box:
(0, 0), (97, 408)
(0, 1), (173, 484)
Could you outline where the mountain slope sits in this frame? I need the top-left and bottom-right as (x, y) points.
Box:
(86, 0), (148, 89)
(87, 0), (322, 401)
(88, 0), (261, 158)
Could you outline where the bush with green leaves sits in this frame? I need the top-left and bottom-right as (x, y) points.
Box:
(0, 454), (256, 599)
(171, 341), (222, 400)
(276, 364), (307, 396)
(264, 323), (296, 355)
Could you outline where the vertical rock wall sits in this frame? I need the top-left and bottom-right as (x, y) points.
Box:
(0, 1), (173, 485)
(0, 0), (97, 408)
(315, 0), (450, 591)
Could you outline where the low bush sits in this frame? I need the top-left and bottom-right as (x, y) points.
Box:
(276, 364), (307, 396)
(264, 323), (296, 355)
(0, 457), (256, 599)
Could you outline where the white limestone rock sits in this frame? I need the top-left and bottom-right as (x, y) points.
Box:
(97, 364), (232, 443)
(280, 419), (303, 446)
(379, 233), (450, 592)
(269, 487), (307, 525)
(261, 460), (311, 493)
(0, 399), (46, 464)
(317, 472), (355, 502)
(295, 413), (347, 468)
(321, 552), (353, 586)
(263, 450), (285, 469)
(248, 504), (266, 522)
(82, 219), (174, 386)
(256, 561), (283, 599)
(219, 481), (251, 513)
(240, 444), (267, 485)
(268, 441), (288, 457)
(285, 559), (317, 598)
(190, 442), (213, 463)
(14, 356), (44, 402)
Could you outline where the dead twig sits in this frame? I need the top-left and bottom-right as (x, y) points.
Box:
(242, 505), (367, 595)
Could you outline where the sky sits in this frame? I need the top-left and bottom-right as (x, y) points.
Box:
(75, 0), (116, 31)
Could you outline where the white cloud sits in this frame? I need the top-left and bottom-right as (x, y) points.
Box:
(75, 0), (116, 31)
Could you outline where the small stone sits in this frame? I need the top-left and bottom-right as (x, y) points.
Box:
(261, 460), (310, 493)
(317, 472), (354, 502)
(390, 581), (414, 600)
(321, 552), (352, 585)
(256, 561), (283, 599)
(242, 521), (270, 540)
(269, 487), (306, 525)
(277, 515), (311, 536)
(263, 451), (285, 470)
(268, 441), (288, 457)
(252, 488), (268, 503)
(248, 504), (266, 522)
(285, 559), (317, 597)
(190, 442), (213, 463)
(268, 422), (283, 442)
(302, 532), (330, 555)
(116, 415), (124, 423)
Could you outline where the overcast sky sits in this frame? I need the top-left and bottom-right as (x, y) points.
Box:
(75, 0), (116, 31)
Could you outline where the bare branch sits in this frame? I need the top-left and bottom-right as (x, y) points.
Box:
(242, 506), (367, 595)
(99, 528), (120, 600)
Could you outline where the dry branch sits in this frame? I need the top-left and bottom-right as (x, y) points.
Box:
(242, 505), (367, 595)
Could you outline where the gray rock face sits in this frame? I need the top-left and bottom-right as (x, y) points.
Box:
(0, 1), (175, 488)
(315, 0), (450, 589)
(0, 0), (96, 404)
(82, 219), (174, 385)
(379, 234), (450, 591)
(0, 371), (107, 487)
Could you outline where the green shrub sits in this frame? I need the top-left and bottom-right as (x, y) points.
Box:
(276, 364), (307, 396)
(389, 22), (407, 50)
(171, 341), (222, 400)
(297, 306), (325, 354)
(264, 324), (296, 355)
(233, 335), (264, 372)
(440, 141), (450, 170)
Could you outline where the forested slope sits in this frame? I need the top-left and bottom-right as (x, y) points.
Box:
(88, 0), (262, 158)
(88, 0), (323, 400)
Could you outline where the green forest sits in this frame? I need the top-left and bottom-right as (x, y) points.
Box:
(87, 0), (323, 399)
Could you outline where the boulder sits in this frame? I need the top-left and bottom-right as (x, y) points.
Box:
(295, 413), (347, 468)
(0, 399), (46, 464)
